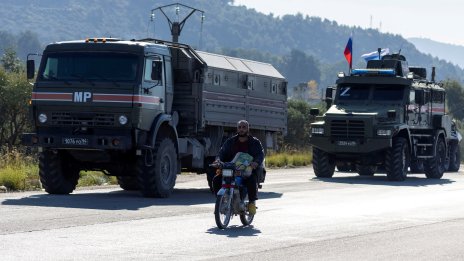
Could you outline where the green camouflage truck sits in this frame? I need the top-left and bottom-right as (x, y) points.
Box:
(23, 38), (287, 197)
(309, 54), (461, 181)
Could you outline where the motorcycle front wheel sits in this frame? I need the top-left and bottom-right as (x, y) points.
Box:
(239, 194), (254, 226)
(215, 192), (232, 229)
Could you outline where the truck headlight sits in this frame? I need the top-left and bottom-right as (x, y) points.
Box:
(38, 113), (48, 123)
(377, 129), (392, 136)
(311, 127), (324, 135)
(118, 115), (128, 125)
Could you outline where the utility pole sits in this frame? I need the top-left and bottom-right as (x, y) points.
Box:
(151, 3), (205, 43)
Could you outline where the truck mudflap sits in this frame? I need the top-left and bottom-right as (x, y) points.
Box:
(22, 133), (132, 150)
(310, 136), (391, 154)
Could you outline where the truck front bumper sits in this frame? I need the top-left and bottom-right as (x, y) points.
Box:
(22, 132), (132, 151)
(310, 135), (392, 154)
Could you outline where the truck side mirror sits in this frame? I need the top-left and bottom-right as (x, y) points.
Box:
(27, 60), (35, 79)
(310, 108), (320, 116)
(415, 89), (424, 105)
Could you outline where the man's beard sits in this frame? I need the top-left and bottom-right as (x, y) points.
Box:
(238, 132), (248, 137)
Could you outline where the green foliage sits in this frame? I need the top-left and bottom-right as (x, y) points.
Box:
(0, 62), (33, 146)
(266, 150), (312, 168)
(78, 171), (118, 187)
(1, 48), (22, 73)
(285, 99), (312, 147)
(444, 80), (464, 120)
(0, 146), (39, 191)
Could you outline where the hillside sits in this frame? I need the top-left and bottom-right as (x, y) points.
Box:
(2, 0), (464, 85)
(408, 37), (464, 68)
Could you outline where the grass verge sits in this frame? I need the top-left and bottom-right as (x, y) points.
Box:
(266, 150), (312, 168)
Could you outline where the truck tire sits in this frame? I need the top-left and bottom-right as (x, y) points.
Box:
(424, 138), (446, 179)
(137, 138), (177, 198)
(385, 137), (409, 181)
(117, 176), (139, 191)
(447, 142), (461, 172)
(410, 159), (424, 173)
(356, 165), (377, 176)
(39, 150), (80, 194)
(312, 147), (335, 178)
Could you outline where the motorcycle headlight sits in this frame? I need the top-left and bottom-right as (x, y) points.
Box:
(311, 127), (324, 135)
(118, 115), (128, 125)
(222, 169), (233, 177)
(38, 113), (48, 123)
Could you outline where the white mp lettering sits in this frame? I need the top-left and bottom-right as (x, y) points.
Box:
(74, 92), (92, 102)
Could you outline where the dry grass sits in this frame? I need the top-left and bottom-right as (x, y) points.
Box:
(266, 149), (312, 168)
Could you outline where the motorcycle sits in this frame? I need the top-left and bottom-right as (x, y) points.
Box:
(211, 152), (255, 229)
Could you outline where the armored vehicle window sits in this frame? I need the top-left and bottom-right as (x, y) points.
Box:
(432, 91), (444, 103)
(144, 57), (163, 82)
(338, 86), (369, 100)
(372, 86), (404, 101)
(40, 53), (138, 82)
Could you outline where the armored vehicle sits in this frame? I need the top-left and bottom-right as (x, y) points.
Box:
(309, 54), (461, 181)
(23, 38), (287, 197)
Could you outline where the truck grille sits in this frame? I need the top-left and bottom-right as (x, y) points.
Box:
(51, 112), (115, 127)
(330, 120), (365, 138)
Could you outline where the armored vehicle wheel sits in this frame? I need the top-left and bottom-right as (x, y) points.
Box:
(410, 159), (424, 173)
(39, 150), (80, 194)
(312, 147), (335, 178)
(447, 142), (461, 172)
(385, 137), (409, 181)
(356, 165), (377, 176)
(424, 138), (446, 179)
(117, 176), (139, 191)
(137, 138), (177, 198)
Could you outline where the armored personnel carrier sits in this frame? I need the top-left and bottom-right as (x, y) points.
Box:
(309, 53), (461, 181)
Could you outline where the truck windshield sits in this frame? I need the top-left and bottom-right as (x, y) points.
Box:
(372, 86), (404, 101)
(338, 85), (404, 101)
(338, 86), (369, 101)
(39, 52), (139, 82)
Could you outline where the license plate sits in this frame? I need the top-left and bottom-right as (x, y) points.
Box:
(336, 140), (357, 146)
(62, 137), (89, 146)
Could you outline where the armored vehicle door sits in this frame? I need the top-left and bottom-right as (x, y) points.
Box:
(407, 88), (431, 128)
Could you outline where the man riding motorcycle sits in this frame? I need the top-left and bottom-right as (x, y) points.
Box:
(213, 120), (265, 215)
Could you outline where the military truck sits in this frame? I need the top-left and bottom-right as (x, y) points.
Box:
(23, 38), (287, 197)
(309, 53), (461, 181)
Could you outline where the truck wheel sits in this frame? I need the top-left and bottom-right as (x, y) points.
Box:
(424, 138), (446, 179)
(137, 138), (177, 198)
(39, 150), (80, 194)
(117, 176), (139, 191)
(385, 137), (409, 181)
(447, 142), (461, 172)
(410, 159), (424, 173)
(356, 165), (377, 176)
(312, 147), (335, 178)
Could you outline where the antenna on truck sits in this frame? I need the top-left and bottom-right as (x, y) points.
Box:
(150, 3), (205, 46)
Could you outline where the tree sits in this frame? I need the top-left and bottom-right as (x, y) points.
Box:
(444, 80), (464, 120)
(0, 53), (32, 147)
(1, 48), (22, 73)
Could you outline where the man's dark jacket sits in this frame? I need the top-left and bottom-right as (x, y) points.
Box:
(217, 134), (264, 165)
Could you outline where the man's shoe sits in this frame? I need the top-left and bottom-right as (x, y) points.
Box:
(248, 202), (256, 215)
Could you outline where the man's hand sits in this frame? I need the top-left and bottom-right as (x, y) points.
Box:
(250, 162), (259, 169)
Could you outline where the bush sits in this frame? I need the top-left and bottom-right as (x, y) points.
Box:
(266, 150), (312, 168)
(78, 171), (117, 187)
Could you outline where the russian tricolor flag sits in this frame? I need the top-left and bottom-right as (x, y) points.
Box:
(344, 37), (353, 69)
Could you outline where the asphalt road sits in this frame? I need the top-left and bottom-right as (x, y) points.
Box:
(1, 167), (464, 260)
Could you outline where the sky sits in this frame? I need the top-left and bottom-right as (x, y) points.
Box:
(233, 0), (464, 46)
